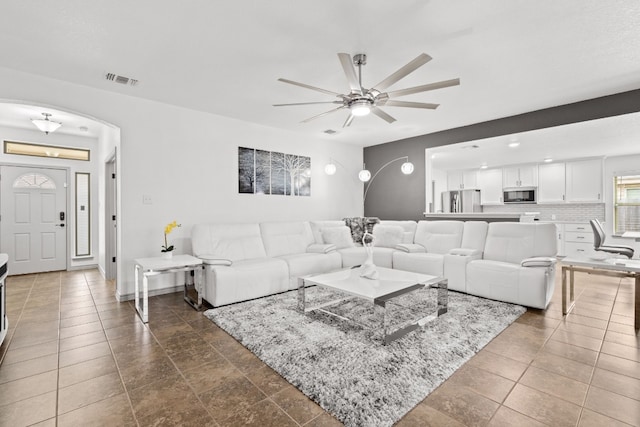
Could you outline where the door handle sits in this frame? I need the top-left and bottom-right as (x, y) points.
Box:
(55, 224), (65, 228)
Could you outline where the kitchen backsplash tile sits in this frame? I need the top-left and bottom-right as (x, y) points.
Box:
(482, 203), (605, 222)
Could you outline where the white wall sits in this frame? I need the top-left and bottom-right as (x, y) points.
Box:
(0, 66), (363, 299)
(0, 125), (100, 269)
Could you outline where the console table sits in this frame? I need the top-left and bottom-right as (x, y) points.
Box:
(133, 254), (203, 323)
(560, 257), (640, 329)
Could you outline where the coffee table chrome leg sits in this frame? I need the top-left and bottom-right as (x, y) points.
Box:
(635, 274), (639, 330)
(183, 267), (203, 311)
(297, 277), (306, 313)
(373, 300), (390, 345)
(562, 266), (576, 316)
(437, 279), (448, 316)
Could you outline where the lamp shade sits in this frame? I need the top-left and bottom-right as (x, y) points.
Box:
(324, 163), (337, 175)
(31, 113), (61, 135)
(358, 169), (371, 182)
(401, 161), (414, 175)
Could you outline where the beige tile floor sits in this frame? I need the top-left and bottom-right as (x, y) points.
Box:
(0, 268), (638, 426)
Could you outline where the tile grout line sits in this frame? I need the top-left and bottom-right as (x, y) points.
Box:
(86, 273), (142, 427)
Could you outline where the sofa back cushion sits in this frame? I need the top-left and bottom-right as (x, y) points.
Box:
(309, 220), (346, 244)
(260, 221), (315, 257)
(483, 222), (557, 264)
(372, 225), (404, 248)
(461, 221), (489, 252)
(321, 226), (355, 249)
(191, 223), (267, 261)
(379, 220), (417, 243)
(414, 221), (464, 254)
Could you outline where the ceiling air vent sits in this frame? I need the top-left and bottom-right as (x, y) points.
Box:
(105, 72), (139, 87)
(323, 129), (337, 135)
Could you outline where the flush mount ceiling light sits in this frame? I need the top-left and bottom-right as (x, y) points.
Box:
(274, 53), (459, 128)
(544, 157), (553, 162)
(31, 113), (62, 135)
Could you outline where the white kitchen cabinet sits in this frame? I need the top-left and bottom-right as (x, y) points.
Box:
(555, 223), (564, 256)
(503, 165), (538, 188)
(538, 162), (566, 203)
(565, 159), (603, 203)
(477, 168), (503, 205)
(447, 170), (478, 190)
(563, 223), (596, 258)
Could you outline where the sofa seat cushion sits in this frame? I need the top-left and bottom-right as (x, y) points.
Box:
(278, 252), (342, 287)
(338, 247), (394, 268)
(204, 257), (289, 307)
(466, 259), (552, 309)
(392, 252), (444, 276)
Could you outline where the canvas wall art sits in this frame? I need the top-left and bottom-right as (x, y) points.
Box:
(239, 147), (311, 196)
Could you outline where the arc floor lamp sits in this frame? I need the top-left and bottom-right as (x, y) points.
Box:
(360, 156), (414, 203)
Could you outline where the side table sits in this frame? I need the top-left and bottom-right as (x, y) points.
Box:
(134, 254), (203, 323)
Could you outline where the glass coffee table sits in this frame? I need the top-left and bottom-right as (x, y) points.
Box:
(298, 267), (448, 345)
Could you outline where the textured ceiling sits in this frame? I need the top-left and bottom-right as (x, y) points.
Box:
(0, 0), (639, 146)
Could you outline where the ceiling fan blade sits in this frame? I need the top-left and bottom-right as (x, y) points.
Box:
(371, 107), (396, 124)
(300, 106), (345, 123)
(384, 100), (439, 109)
(277, 78), (342, 97)
(372, 53), (432, 92)
(338, 53), (362, 95)
(273, 101), (343, 107)
(343, 113), (355, 128)
(386, 78), (460, 98)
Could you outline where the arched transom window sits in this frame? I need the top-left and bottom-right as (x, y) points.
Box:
(13, 173), (56, 189)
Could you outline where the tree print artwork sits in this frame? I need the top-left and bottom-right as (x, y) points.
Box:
(238, 147), (310, 196)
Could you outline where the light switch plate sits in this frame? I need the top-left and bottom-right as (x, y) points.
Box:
(143, 195), (152, 205)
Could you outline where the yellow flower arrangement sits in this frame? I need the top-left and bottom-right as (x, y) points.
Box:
(161, 220), (181, 252)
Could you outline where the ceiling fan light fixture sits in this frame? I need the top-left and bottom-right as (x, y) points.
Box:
(350, 99), (371, 117)
(31, 113), (62, 135)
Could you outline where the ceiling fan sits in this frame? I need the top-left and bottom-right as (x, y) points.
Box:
(274, 53), (460, 127)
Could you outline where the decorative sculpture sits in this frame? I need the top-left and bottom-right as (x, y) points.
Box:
(359, 231), (379, 280)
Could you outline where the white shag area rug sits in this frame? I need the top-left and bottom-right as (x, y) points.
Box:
(204, 286), (525, 427)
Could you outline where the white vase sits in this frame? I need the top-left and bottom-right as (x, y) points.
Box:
(161, 251), (173, 260)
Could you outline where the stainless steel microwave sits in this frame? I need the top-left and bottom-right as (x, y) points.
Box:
(503, 187), (537, 204)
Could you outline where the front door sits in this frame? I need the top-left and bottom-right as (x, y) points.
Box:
(0, 165), (67, 275)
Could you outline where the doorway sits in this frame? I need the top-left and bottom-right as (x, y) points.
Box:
(104, 152), (117, 280)
(0, 165), (68, 275)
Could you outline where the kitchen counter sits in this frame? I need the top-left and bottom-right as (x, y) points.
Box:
(423, 213), (526, 222)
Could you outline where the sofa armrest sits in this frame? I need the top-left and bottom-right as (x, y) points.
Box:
(307, 243), (336, 254)
(449, 248), (481, 257)
(395, 243), (426, 253)
(521, 257), (556, 268)
(199, 255), (232, 266)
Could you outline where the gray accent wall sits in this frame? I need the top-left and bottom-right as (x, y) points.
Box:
(363, 89), (640, 220)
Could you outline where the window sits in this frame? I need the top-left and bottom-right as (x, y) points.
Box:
(614, 174), (640, 233)
(13, 173), (56, 189)
(75, 173), (91, 257)
(4, 140), (90, 161)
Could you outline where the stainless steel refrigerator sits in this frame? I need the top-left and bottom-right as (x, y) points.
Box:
(441, 189), (482, 213)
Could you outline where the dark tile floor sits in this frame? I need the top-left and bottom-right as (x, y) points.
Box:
(0, 268), (638, 426)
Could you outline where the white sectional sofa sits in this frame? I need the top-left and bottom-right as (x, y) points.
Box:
(191, 219), (557, 309)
